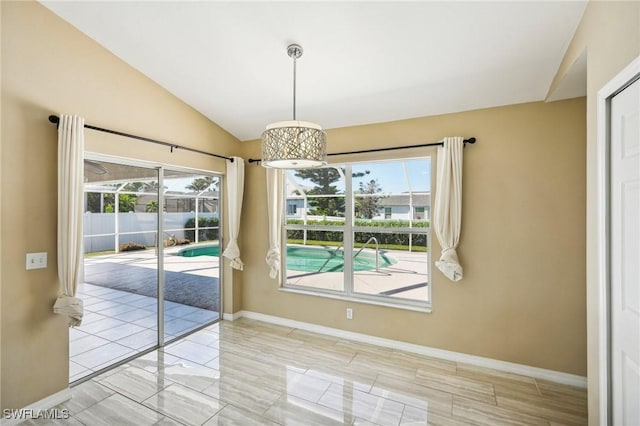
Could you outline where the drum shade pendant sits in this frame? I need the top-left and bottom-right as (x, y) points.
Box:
(261, 44), (327, 168)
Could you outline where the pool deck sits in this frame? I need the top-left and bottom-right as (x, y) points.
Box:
(286, 245), (429, 301)
(72, 245), (220, 382)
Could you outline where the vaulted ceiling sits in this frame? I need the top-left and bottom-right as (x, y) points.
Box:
(41, 1), (587, 141)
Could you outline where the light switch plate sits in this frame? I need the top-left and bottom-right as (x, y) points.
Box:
(26, 252), (47, 270)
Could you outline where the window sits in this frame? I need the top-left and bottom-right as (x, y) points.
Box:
(283, 158), (431, 308)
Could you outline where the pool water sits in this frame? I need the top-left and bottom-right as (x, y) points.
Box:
(178, 245), (220, 257)
(177, 244), (396, 272)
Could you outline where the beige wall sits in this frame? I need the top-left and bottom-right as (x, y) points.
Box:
(549, 2), (640, 424)
(240, 98), (587, 376)
(0, 2), (241, 409)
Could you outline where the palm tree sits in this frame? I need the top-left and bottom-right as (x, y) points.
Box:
(186, 176), (215, 192)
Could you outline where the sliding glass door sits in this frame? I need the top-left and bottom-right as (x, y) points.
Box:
(161, 169), (221, 343)
(71, 158), (222, 383)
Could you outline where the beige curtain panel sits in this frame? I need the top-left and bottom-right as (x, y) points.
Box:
(433, 136), (464, 282)
(53, 114), (85, 326)
(266, 168), (284, 279)
(222, 156), (245, 270)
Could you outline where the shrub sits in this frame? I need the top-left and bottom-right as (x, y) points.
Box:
(184, 217), (219, 241)
(285, 219), (429, 247)
(119, 242), (146, 252)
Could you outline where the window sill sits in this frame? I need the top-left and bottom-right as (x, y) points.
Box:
(278, 286), (432, 314)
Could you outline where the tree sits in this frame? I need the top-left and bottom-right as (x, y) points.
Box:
(294, 168), (369, 217)
(142, 181), (160, 193)
(355, 179), (383, 219)
(121, 182), (144, 192)
(186, 176), (215, 192)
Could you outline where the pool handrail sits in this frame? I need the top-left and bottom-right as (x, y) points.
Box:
(354, 237), (380, 272)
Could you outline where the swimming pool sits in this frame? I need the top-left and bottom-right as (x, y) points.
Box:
(177, 244), (396, 273)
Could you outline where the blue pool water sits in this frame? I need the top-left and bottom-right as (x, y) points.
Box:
(177, 244), (396, 272)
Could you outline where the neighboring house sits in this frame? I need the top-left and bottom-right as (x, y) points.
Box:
(286, 190), (430, 221)
(374, 192), (430, 221)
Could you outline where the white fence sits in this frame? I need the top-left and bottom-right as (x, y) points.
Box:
(84, 212), (218, 253)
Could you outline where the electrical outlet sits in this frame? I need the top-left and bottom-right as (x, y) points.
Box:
(346, 308), (353, 320)
(26, 252), (48, 270)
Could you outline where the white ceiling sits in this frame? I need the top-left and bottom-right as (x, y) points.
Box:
(41, 1), (587, 141)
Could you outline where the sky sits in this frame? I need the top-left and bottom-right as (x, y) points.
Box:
(289, 158), (431, 194)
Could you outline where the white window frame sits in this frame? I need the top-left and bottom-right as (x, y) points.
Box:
(281, 159), (432, 311)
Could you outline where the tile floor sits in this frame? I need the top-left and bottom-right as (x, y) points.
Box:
(70, 283), (219, 382)
(36, 318), (586, 425)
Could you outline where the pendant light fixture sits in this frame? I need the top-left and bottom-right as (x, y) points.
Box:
(261, 44), (327, 169)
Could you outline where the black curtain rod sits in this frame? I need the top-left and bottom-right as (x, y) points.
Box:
(48, 115), (234, 162)
(247, 137), (476, 163)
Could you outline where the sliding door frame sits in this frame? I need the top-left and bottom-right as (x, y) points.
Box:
(82, 152), (224, 349)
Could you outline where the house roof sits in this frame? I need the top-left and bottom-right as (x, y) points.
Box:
(378, 193), (430, 207)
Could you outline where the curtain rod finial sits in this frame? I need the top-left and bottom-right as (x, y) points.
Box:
(49, 115), (59, 124)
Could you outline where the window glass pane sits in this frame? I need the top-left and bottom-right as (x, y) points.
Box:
(283, 159), (430, 306)
(353, 231), (428, 301)
(285, 230), (345, 291)
(285, 167), (346, 220)
(352, 159), (431, 225)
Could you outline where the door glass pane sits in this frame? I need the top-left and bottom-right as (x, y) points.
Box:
(162, 170), (221, 342)
(73, 160), (159, 383)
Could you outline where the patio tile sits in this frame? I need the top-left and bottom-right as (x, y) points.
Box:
(181, 309), (220, 324)
(85, 300), (123, 312)
(95, 303), (138, 317)
(93, 351), (140, 372)
(70, 360), (90, 380)
(80, 286), (119, 297)
(96, 323), (146, 341)
(70, 333), (111, 357)
(70, 328), (90, 342)
(165, 304), (202, 318)
(72, 342), (134, 369)
(163, 301), (185, 311)
(116, 307), (156, 322)
(80, 312), (109, 325)
(164, 318), (200, 336)
(79, 317), (127, 334)
(81, 296), (107, 307)
(92, 288), (130, 299)
(116, 328), (160, 350)
(111, 293), (149, 304)
(127, 296), (158, 308)
(133, 314), (159, 329)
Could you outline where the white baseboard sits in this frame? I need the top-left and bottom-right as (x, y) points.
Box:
(1, 388), (72, 426)
(222, 312), (239, 321)
(232, 310), (587, 389)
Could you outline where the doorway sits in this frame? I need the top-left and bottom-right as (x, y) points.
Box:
(597, 56), (640, 425)
(70, 157), (223, 382)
